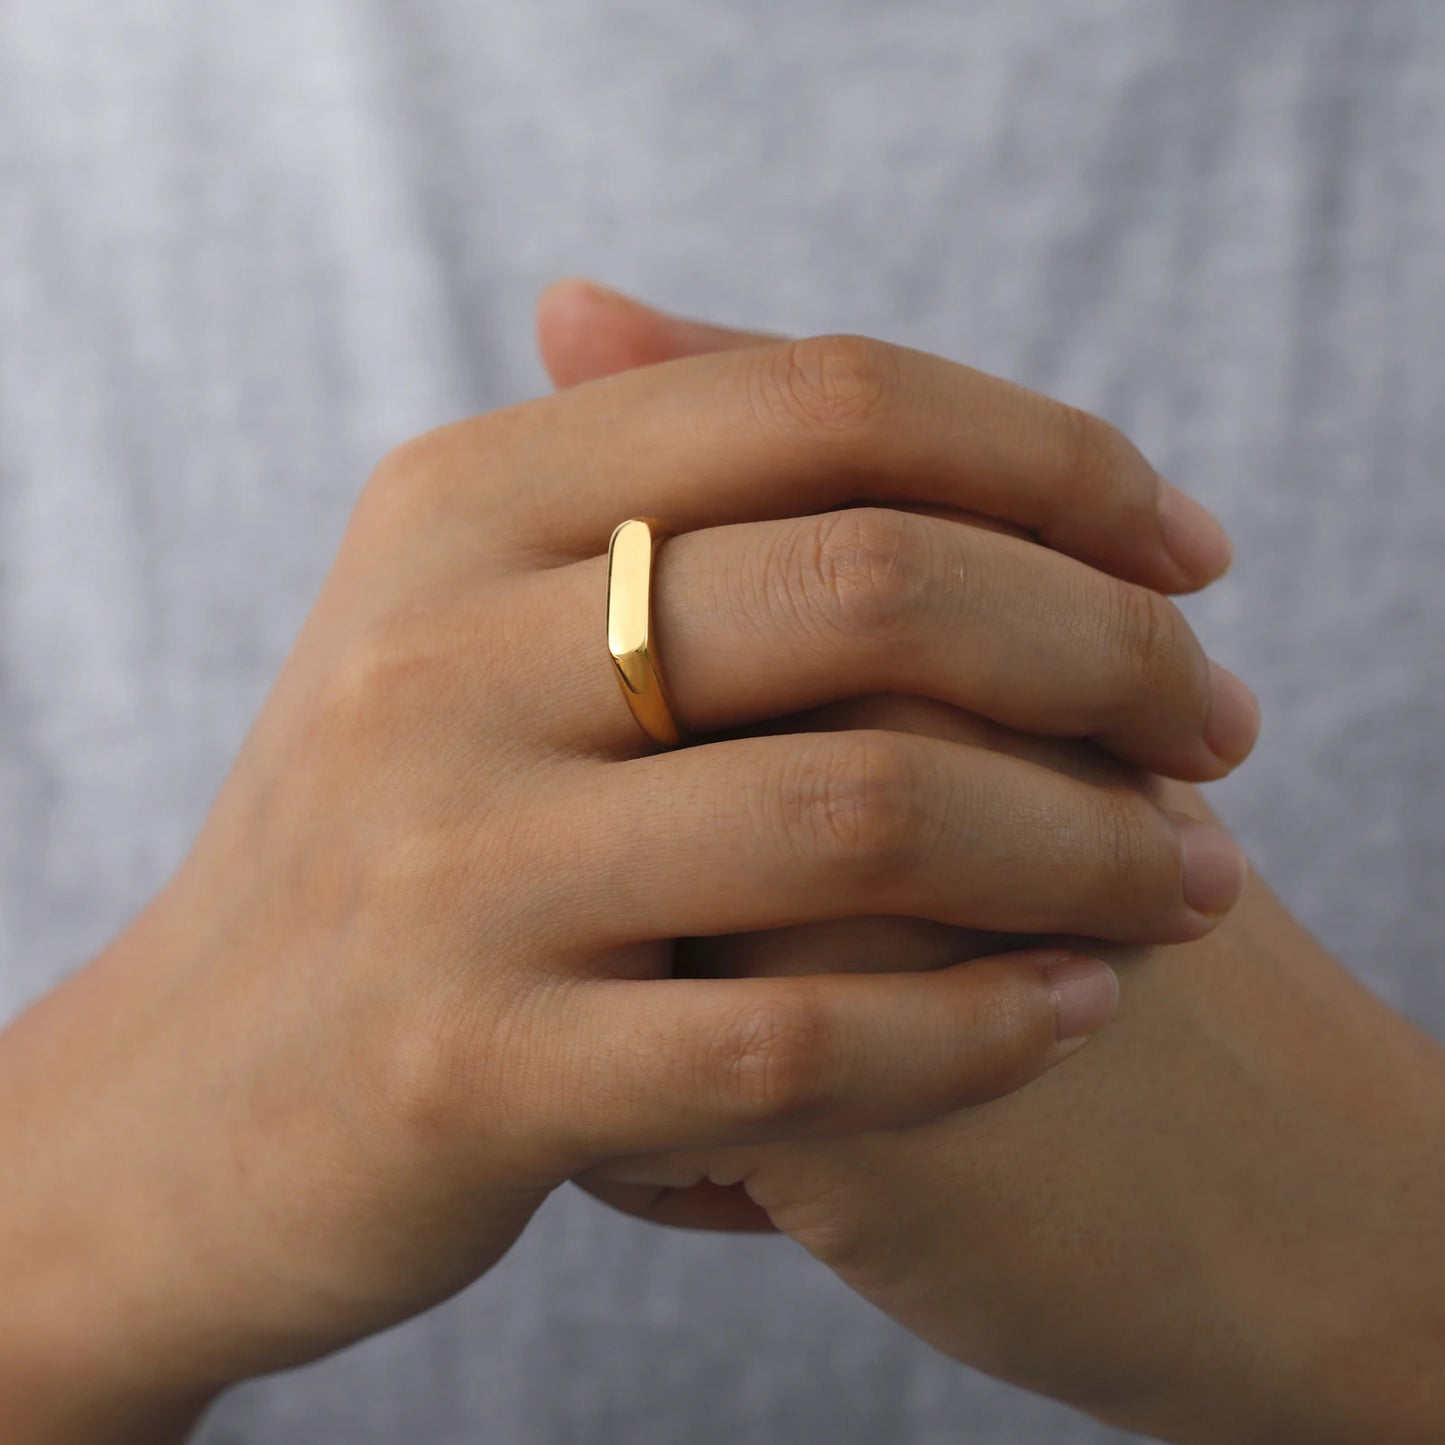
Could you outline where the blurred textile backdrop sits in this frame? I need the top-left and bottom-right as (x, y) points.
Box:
(2, 2), (1442, 1441)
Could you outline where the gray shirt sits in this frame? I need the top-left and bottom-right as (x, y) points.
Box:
(2, 2), (1441, 1441)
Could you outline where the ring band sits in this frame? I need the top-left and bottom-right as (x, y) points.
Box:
(606, 517), (682, 748)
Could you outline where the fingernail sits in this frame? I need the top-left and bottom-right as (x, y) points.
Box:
(1203, 661), (1262, 767)
(1158, 483), (1233, 583)
(1044, 956), (1120, 1041)
(1175, 816), (1249, 918)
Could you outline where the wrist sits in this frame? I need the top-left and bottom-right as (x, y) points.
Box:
(1216, 977), (1445, 1441)
(0, 909), (236, 1442)
(1106, 797), (1445, 1444)
(0, 1098), (222, 1444)
(1236, 1126), (1445, 1445)
(0, 1341), (213, 1445)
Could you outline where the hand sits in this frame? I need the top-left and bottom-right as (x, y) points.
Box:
(536, 280), (1241, 1234)
(587, 802), (1445, 1445)
(553, 291), (1445, 1443)
(0, 308), (1252, 1441)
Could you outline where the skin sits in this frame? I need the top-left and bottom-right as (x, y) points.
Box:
(555, 282), (1445, 1444)
(0, 303), (1255, 1444)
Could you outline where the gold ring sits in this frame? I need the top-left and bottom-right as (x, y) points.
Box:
(606, 517), (682, 748)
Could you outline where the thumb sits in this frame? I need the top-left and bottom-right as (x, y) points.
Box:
(535, 276), (784, 388)
(533, 951), (1119, 1172)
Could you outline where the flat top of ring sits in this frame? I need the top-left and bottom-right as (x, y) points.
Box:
(606, 518), (661, 660)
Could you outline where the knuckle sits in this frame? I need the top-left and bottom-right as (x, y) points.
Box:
(361, 980), (556, 1153)
(367, 433), (437, 496)
(351, 412), (515, 545)
(378, 802), (549, 932)
(788, 730), (929, 882)
(704, 988), (835, 1126)
(1055, 401), (1139, 502)
(367, 817), (465, 915)
(312, 612), (438, 737)
(354, 432), (453, 531)
(362, 997), (495, 1147)
(1087, 788), (1162, 897)
(1105, 583), (1194, 706)
(364, 1006), (466, 1142)
(760, 333), (900, 439)
(967, 984), (1042, 1071)
(801, 506), (932, 643)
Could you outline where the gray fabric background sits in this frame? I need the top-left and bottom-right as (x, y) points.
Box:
(3, 1), (1443, 1440)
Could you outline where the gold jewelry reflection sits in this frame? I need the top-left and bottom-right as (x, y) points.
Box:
(606, 517), (682, 748)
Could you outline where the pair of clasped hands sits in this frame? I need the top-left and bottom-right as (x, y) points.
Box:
(7, 281), (1445, 1445)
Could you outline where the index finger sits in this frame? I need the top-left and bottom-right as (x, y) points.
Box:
(482, 333), (1232, 592)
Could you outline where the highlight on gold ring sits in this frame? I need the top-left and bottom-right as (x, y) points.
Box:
(606, 517), (682, 748)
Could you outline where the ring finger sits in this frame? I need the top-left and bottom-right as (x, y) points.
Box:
(536, 505), (1259, 780)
